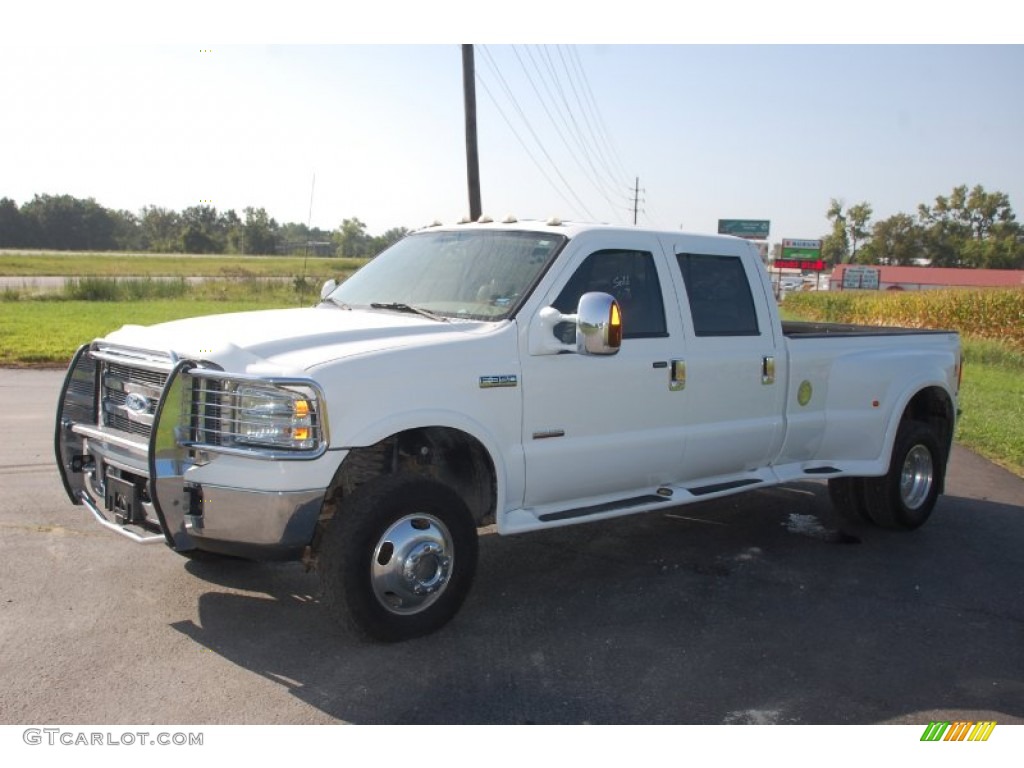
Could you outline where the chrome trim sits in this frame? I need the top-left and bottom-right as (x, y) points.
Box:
(182, 369), (330, 460)
(90, 344), (176, 374)
(72, 423), (149, 454)
(185, 485), (324, 547)
(670, 359), (686, 391)
(78, 490), (165, 544)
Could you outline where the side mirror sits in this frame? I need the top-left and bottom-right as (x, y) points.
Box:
(576, 292), (622, 355)
(320, 279), (338, 301)
(527, 291), (622, 356)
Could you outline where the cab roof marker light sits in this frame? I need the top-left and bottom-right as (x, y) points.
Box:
(503, 214), (518, 223)
(546, 216), (563, 226)
(457, 216), (472, 224)
(477, 215), (493, 223)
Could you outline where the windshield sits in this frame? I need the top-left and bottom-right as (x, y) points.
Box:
(326, 229), (566, 321)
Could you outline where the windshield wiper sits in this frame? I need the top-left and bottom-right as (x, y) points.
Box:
(323, 296), (352, 310)
(370, 302), (449, 322)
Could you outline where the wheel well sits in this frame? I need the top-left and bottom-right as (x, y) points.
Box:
(312, 427), (497, 554)
(902, 387), (955, 491)
(903, 386), (955, 452)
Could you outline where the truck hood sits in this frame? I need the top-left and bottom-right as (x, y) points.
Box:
(102, 306), (490, 374)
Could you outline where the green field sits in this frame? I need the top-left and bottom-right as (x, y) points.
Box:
(0, 249), (369, 278)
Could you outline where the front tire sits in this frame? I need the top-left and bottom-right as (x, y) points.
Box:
(862, 420), (943, 530)
(319, 474), (478, 642)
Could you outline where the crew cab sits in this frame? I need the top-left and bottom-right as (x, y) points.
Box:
(56, 220), (961, 641)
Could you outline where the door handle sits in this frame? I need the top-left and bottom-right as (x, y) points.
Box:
(762, 356), (776, 385)
(670, 359), (686, 391)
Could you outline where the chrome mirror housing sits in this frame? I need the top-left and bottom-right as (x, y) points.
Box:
(576, 292), (622, 355)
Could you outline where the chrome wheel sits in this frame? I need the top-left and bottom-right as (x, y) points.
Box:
(899, 444), (934, 511)
(371, 513), (454, 615)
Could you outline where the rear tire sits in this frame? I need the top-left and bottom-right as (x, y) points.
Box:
(319, 474), (478, 642)
(862, 420), (943, 530)
(827, 477), (871, 525)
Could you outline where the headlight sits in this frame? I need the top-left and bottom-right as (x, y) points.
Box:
(232, 384), (318, 451)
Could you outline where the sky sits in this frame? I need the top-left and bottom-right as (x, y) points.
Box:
(2, 4), (1022, 249)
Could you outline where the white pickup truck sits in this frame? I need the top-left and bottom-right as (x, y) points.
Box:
(56, 220), (961, 641)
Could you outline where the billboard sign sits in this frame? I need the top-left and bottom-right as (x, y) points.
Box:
(777, 239), (824, 271)
(842, 266), (880, 290)
(718, 219), (770, 239)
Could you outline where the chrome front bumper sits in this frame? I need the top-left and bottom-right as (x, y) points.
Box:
(55, 344), (328, 559)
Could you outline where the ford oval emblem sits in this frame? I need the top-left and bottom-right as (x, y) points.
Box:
(124, 392), (150, 414)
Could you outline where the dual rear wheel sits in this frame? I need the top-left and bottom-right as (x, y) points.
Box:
(828, 420), (944, 530)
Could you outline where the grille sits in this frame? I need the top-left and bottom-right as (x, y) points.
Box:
(101, 362), (169, 438)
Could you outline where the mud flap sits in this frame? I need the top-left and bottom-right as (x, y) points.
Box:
(54, 344), (96, 505)
(148, 360), (198, 551)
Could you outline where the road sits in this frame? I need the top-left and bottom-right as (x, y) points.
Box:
(0, 368), (1021, 725)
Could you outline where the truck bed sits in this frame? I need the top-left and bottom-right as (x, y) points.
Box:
(782, 320), (953, 339)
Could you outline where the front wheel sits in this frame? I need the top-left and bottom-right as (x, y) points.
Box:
(862, 420), (943, 530)
(319, 474), (478, 642)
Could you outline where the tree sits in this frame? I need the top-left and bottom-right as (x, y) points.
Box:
(139, 206), (182, 252)
(19, 194), (120, 251)
(821, 198), (849, 265)
(334, 217), (371, 257)
(917, 184), (1022, 268)
(0, 197), (27, 247)
(240, 207), (279, 255)
(846, 202), (873, 262)
(859, 213), (923, 266)
(179, 205), (224, 254)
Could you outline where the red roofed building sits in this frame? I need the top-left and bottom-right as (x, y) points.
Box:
(830, 264), (1024, 291)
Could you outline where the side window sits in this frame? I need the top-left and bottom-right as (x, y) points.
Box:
(676, 253), (760, 337)
(553, 249), (668, 339)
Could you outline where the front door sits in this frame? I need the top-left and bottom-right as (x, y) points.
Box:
(519, 234), (686, 510)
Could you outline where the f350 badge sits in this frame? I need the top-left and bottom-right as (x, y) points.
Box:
(479, 375), (518, 389)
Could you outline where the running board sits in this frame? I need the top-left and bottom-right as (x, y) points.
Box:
(685, 478), (763, 497)
(538, 494), (668, 523)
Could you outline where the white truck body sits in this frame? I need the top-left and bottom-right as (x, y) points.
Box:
(56, 221), (960, 640)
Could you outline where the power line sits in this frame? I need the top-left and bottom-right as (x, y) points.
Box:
(475, 57), (593, 220)
(566, 46), (635, 190)
(478, 45), (597, 221)
(512, 45), (623, 221)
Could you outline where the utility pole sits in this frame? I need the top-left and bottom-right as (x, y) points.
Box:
(462, 45), (482, 222)
(633, 177), (640, 225)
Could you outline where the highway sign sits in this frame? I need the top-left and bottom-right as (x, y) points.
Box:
(718, 219), (770, 239)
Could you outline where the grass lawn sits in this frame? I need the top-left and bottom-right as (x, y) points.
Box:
(0, 250), (368, 278)
(0, 298), (299, 365)
(955, 343), (1024, 476)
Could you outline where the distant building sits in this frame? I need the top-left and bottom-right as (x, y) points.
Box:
(830, 264), (1024, 291)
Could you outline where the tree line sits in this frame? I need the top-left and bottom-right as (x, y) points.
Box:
(821, 184), (1023, 269)
(0, 194), (409, 258)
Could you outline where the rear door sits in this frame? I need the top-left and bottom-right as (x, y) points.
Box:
(665, 243), (785, 481)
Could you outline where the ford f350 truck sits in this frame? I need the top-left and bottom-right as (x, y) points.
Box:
(55, 220), (961, 641)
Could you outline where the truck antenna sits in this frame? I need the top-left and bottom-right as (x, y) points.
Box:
(300, 172), (316, 304)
